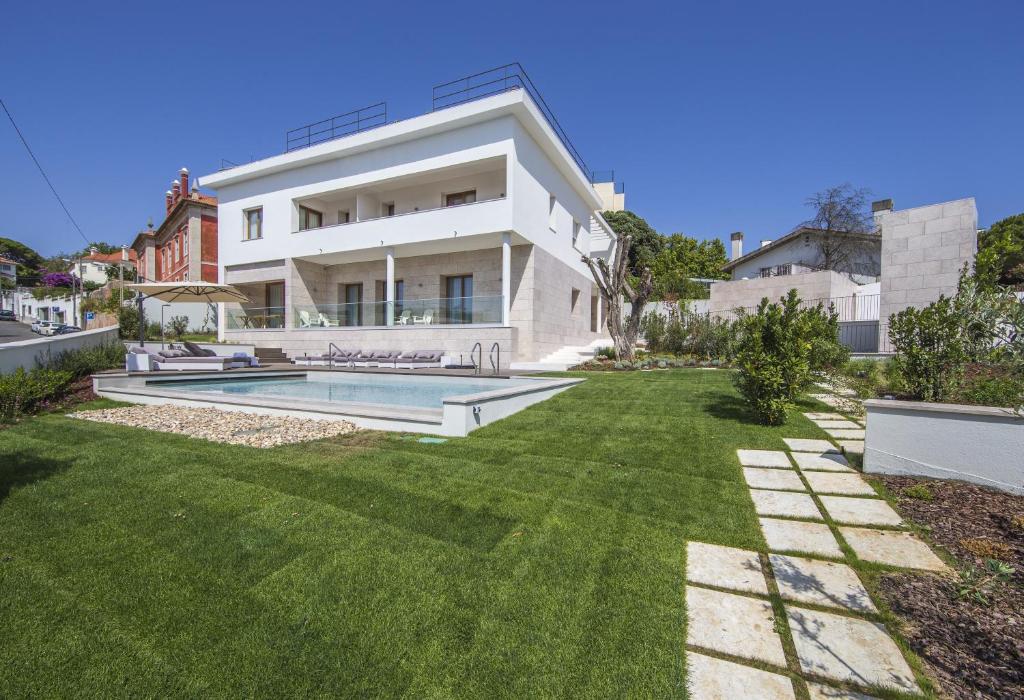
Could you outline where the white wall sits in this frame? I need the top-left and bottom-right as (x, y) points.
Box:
(864, 399), (1024, 495)
(0, 326), (121, 374)
(731, 233), (880, 282)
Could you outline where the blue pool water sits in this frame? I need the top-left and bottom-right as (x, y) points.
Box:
(159, 374), (535, 409)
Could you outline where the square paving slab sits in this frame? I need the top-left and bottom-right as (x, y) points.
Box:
(769, 554), (876, 613)
(751, 490), (823, 520)
(737, 449), (793, 468)
(744, 467), (806, 491)
(838, 440), (864, 455)
(786, 606), (919, 694)
(840, 527), (948, 571)
(825, 428), (866, 440)
(687, 541), (768, 595)
(806, 682), (879, 700)
(819, 496), (903, 527)
(804, 472), (876, 496)
(686, 586), (788, 667)
(759, 517), (843, 558)
(812, 420), (862, 430)
(803, 412), (848, 421)
(783, 438), (839, 454)
(790, 452), (853, 473)
(687, 651), (796, 700)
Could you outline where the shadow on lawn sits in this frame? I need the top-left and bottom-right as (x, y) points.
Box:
(703, 395), (758, 424)
(0, 450), (72, 505)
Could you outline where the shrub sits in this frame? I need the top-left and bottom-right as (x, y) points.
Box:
(952, 363), (1024, 408)
(594, 346), (616, 360)
(0, 368), (73, 423)
(641, 305), (740, 360)
(117, 305), (139, 339)
(37, 342), (124, 380)
(168, 315), (189, 339)
(889, 296), (970, 402)
(903, 484), (934, 501)
(733, 290), (843, 425)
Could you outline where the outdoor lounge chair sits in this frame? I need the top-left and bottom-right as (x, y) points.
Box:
(182, 341), (259, 368)
(391, 351), (444, 369)
(350, 350), (398, 367)
(317, 312), (339, 327)
(152, 348), (235, 371)
(299, 310), (313, 328)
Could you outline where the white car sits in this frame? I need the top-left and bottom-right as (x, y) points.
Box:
(30, 319), (43, 332)
(38, 321), (62, 336)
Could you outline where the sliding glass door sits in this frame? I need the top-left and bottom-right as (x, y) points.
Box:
(445, 275), (473, 324)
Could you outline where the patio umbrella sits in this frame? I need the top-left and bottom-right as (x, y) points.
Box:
(127, 282), (250, 346)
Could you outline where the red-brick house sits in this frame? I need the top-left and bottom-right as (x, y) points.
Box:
(132, 168), (218, 283)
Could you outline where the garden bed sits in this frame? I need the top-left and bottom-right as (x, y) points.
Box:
(876, 476), (1024, 699)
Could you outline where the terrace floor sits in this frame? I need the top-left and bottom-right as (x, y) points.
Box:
(0, 370), (948, 696)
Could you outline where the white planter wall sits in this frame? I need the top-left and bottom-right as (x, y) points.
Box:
(863, 399), (1024, 495)
(0, 326), (122, 374)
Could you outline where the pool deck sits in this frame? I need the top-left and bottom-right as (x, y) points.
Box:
(91, 367), (582, 436)
(104, 363), (548, 379)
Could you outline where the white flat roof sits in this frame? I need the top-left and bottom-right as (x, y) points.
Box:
(200, 90), (602, 210)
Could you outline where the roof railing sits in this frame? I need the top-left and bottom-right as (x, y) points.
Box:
(285, 102), (388, 153)
(432, 63), (591, 180)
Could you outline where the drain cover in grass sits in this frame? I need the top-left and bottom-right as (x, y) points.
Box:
(418, 437), (448, 444)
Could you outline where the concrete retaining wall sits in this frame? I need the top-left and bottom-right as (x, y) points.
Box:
(863, 398), (1024, 495)
(0, 326), (122, 374)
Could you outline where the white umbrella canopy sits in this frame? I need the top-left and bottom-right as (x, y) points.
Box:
(128, 282), (250, 303)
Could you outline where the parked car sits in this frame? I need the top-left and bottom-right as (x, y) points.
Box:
(38, 321), (62, 336)
(0, 309), (15, 321)
(30, 319), (43, 332)
(55, 325), (81, 334)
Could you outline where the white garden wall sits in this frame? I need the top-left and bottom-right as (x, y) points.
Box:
(0, 326), (122, 374)
(863, 398), (1024, 495)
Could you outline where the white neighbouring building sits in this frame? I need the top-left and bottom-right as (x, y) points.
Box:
(199, 72), (616, 369)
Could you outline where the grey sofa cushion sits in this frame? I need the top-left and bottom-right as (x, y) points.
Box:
(129, 346), (152, 355)
(201, 348), (217, 357)
(415, 351), (441, 360)
(183, 341), (205, 356)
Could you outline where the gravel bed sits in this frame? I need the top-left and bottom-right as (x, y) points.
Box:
(68, 405), (358, 447)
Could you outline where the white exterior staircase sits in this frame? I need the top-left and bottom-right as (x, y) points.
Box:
(510, 338), (614, 372)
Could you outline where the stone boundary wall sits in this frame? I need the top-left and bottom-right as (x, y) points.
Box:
(0, 326), (121, 375)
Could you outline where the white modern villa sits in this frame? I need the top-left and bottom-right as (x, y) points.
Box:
(199, 66), (617, 369)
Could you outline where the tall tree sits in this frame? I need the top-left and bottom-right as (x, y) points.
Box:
(0, 236), (45, 276)
(650, 235), (729, 298)
(583, 218), (654, 361)
(600, 211), (663, 273)
(976, 213), (1024, 286)
(801, 184), (874, 271)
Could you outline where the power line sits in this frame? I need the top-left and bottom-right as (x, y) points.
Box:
(1, 98), (91, 248)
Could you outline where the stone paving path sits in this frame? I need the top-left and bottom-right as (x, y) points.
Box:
(684, 398), (952, 698)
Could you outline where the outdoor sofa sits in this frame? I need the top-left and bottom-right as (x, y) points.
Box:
(125, 344), (260, 372)
(291, 349), (444, 369)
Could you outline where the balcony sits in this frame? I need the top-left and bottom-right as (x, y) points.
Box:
(225, 296), (503, 331)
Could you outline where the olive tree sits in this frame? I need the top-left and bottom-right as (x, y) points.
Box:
(582, 227), (653, 362)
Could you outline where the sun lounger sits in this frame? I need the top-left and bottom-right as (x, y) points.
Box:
(351, 350), (399, 367)
(152, 348), (235, 371)
(391, 351), (444, 369)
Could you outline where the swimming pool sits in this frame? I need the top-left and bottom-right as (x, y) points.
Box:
(166, 373), (537, 409)
(92, 371), (583, 436)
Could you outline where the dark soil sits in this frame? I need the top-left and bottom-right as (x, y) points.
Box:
(876, 476), (1024, 699)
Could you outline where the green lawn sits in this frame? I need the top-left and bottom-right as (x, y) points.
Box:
(0, 370), (829, 697)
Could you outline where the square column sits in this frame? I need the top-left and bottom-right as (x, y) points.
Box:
(501, 233), (511, 326)
(385, 247), (395, 326)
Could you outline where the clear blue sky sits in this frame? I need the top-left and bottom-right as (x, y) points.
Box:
(3, 0), (1022, 258)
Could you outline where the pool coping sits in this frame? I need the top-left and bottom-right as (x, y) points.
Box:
(91, 371), (584, 436)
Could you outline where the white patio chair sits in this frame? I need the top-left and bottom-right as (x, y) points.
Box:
(317, 312), (338, 327)
(299, 310), (313, 328)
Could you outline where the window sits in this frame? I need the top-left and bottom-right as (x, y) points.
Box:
(572, 219), (581, 249)
(265, 281), (285, 328)
(445, 275), (473, 324)
(548, 194), (557, 231)
(340, 283), (363, 326)
(759, 267), (772, 278)
(590, 295), (599, 332)
(299, 205), (323, 231)
(774, 264), (792, 276)
(244, 208), (263, 240)
(382, 202), (395, 217)
(444, 190), (476, 207)
(337, 209), (350, 224)
(571, 288), (581, 313)
(182, 232), (188, 257)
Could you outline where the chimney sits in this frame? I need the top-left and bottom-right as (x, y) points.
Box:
(730, 231), (743, 260)
(179, 167), (189, 197)
(760, 240), (772, 248)
(871, 198), (893, 230)
(165, 190), (174, 212)
(121, 244), (129, 262)
(171, 179), (181, 204)
(89, 246), (98, 256)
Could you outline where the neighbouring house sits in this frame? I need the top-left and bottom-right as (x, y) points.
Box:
(70, 247), (138, 286)
(0, 256), (16, 312)
(198, 66), (616, 368)
(709, 197), (977, 352)
(131, 168), (219, 284)
(0, 256), (16, 284)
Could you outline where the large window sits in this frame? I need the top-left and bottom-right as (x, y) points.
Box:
(759, 267), (772, 278)
(445, 275), (473, 324)
(774, 264), (792, 276)
(264, 282), (285, 328)
(382, 202), (395, 217)
(444, 190), (476, 207)
(244, 208), (263, 240)
(340, 283), (363, 326)
(299, 205), (323, 231)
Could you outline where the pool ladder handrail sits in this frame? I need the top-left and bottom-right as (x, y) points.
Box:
(470, 342), (482, 375)
(489, 342), (500, 375)
(327, 342), (344, 369)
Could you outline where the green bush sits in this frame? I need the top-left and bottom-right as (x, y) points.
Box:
(594, 346), (616, 360)
(889, 296), (970, 402)
(0, 368), (73, 424)
(37, 342), (124, 380)
(952, 363), (1024, 408)
(641, 305), (740, 360)
(117, 305), (139, 339)
(733, 290), (843, 425)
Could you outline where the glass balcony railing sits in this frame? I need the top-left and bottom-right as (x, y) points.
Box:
(294, 296), (503, 329)
(225, 306), (287, 330)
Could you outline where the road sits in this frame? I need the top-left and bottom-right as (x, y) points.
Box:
(0, 321), (40, 344)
